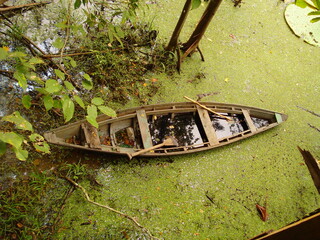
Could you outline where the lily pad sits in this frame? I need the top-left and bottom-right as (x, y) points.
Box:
(285, 3), (320, 46)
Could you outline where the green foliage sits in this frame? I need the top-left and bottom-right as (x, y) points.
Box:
(296, 0), (320, 22)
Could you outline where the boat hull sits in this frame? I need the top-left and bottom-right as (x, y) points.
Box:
(44, 102), (288, 158)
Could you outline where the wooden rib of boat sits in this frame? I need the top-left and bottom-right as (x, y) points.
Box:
(44, 102), (288, 158)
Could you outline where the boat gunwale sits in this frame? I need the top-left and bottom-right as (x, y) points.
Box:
(44, 101), (287, 157)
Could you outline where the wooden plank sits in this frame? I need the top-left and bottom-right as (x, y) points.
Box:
(81, 122), (101, 149)
(197, 106), (219, 146)
(136, 109), (153, 149)
(242, 109), (257, 133)
(250, 211), (320, 240)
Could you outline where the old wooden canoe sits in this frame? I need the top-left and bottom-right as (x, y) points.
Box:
(44, 102), (287, 158)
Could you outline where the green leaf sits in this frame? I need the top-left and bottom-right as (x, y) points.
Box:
(22, 95), (32, 109)
(45, 79), (62, 93)
(0, 47), (9, 60)
(67, 57), (77, 67)
(311, 16), (320, 22)
(74, 0), (81, 9)
(295, 0), (308, 7)
(74, 95), (85, 109)
(64, 81), (75, 90)
(86, 116), (98, 128)
(0, 141), (6, 156)
(55, 21), (68, 29)
(28, 72), (44, 85)
(43, 95), (54, 111)
(14, 71), (27, 90)
(52, 37), (64, 49)
(35, 87), (49, 95)
(92, 97), (104, 106)
(98, 106), (117, 117)
(86, 105), (98, 128)
(54, 69), (65, 80)
(29, 133), (50, 154)
(9, 51), (27, 58)
(53, 99), (62, 109)
(2, 111), (33, 132)
(192, 0), (201, 10)
(311, 0), (320, 8)
(308, 10), (320, 15)
(82, 74), (93, 90)
(62, 96), (74, 122)
(13, 146), (28, 161)
(0, 132), (24, 149)
(29, 57), (44, 65)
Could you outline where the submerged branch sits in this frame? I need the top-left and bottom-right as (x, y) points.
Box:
(63, 176), (159, 239)
(297, 105), (320, 118)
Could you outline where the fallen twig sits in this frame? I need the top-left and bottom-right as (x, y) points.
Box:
(297, 105), (320, 118)
(308, 123), (320, 133)
(63, 176), (159, 239)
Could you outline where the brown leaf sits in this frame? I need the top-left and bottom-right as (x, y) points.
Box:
(256, 204), (268, 221)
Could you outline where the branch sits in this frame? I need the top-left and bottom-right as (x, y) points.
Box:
(0, 1), (51, 13)
(297, 105), (320, 118)
(63, 176), (160, 239)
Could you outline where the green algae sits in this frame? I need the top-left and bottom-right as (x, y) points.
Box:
(55, 0), (320, 239)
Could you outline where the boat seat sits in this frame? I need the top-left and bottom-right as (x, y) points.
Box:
(242, 109), (257, 133)
(196, 106), (219, 146)
(80, 122), (102, 149)
(136, 109), (153, 149)
(110, 119), (132, 146)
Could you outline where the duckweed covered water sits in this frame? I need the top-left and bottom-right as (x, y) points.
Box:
(55, 0), (320, 239)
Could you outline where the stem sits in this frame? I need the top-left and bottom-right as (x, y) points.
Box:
(63, 176), (160, 239)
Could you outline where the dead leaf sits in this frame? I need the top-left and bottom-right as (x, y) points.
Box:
(256, 204), (268, 221)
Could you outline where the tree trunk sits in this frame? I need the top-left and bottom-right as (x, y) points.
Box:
(165, 0), (192, 52)
(181, 0), (223, 60)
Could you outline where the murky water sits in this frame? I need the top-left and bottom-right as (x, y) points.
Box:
(55, 0), (320, 239)
(2, 0), (320, 239)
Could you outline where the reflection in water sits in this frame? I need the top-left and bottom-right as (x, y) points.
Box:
(251, 117), (270, 128)
(210, 113), (248, 139)
(148, 113), (205, 147)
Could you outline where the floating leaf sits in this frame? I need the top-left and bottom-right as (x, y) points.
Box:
(45, 79), (62, 93)
(256, 204), (268, 221)
(295, 0), (308, 8)
(74, 95), (85, 109)
(92, 97), (104, 106)
(98, 106), (117, 117)
(2, 111), (33, 132)
(22, 95), (32, 109)
(192, 0), (201, 10)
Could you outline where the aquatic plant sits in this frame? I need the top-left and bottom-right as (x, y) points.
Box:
(296, 0), (320, 22)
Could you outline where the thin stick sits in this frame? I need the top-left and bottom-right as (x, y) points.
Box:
(63, 176), (159, 239)
(184, 96), (232, 121)
(297, 105), (320, 118)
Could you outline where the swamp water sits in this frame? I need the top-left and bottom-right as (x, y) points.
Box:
(56, 0), (320, 239)
(2, 0), (320, 239)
